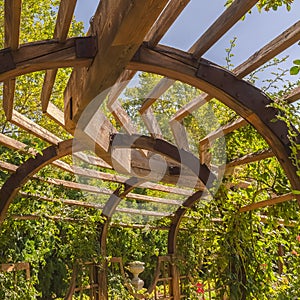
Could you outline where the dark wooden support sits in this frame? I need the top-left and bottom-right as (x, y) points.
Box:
(129, 43), (300, 196)
(0, 37), (97, 82)
(63, 0), (169, 131)
(99, 177), (144, 300)
(0, 139), (86, 223)
(110, 134), (215, 300)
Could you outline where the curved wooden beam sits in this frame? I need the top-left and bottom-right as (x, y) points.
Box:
(0, 37), (97, 82)
(0, 139), (86, 223)
(129, 43), (300, 194)
(110, 134), (216, 188)
(110, 134), (217, 255)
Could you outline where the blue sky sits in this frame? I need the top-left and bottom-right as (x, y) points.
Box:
(74, 1), (300, 93)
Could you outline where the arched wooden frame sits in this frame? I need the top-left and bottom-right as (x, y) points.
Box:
(0, 139), (86, 223)
(129, 43), (300, 193)
(107, 134), (215, 253)
(0, 42), (299, 260)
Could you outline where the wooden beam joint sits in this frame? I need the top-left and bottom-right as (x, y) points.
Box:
(75, 36), (98, 59)
(0, 48), (15, 73)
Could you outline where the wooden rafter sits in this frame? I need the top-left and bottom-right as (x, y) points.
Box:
(190, 0), (258, 59)
(129, 43), (300, 194)
(283, 85), (300, 103)
(64, 0), (169, 131)
(169, 20), (300, 149)
(140, 0), (259, 113)
(41, 0), (77, 113)
(106, 0), (190, 132)
(234, 20), (300, 78)
(0, 37), (96, 82)
(3, 0), (22, 120)
(240, 193), (296, 212)
(138, 0), (259, 140)
(226, 148), (274, 168)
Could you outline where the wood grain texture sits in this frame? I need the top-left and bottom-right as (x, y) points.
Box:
(0, 38), (95, 82)
(3, 0), (22, 120)
(41, 0), (77, 111)
(0, 139), (81, 223)
(191, 0), (258, 59)
(283, 85), (300, 103)
(169, 20), (300, 136)
(200, 117), (248, 146)
(234, 20), (300, 78)
(64, 0), (169, 131)
(129, 44), (300, 194)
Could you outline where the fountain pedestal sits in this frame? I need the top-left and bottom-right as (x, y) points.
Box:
(128, 261), (145, 291)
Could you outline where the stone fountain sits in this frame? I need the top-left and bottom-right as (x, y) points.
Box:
(127, 261), (145, 291)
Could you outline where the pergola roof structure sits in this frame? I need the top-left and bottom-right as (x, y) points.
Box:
(0, 2), (300, 296)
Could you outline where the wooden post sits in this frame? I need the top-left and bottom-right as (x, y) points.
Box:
(170, 255), (181, 300)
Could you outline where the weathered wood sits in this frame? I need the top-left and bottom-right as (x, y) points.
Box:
(171, 20), (300, 131)
(55, 161), (193, 196)
(0, 159), (183, 208)
(3, 0), (22, 120)
(0, 160), (18, 172)
(3, 79), (16, 121)
(234, 20), (300, 78)
(0, 37), (96, 82)
(20, 192), (173, 216)
(105, 0), (190, 137)
(0, 139), (84, 224)
(41, 69), (58, 112)
(41, 176), (112, 195)
(0, 124), (200, 192)
(11, 110), (61, 144)
(171, 93), (211, 122)
(169, 93), (208, 150)
(4, 0), (22, 49)
(145, 0), (190, 47)
(129, 44), (300, 195)
(138, 0), (258, 114)
(0, 262), (30, 280)
(191, 0), (258, 59)
(169, 120), (190, 151)
(141, 106), (163, 139)
(41, 0), (77, 112)
(65, 263), (79, 300)
(111, 134), (214, 187)
(200, 117), (248, 146)
(45, 102), (65, 126)
(141, 0), (258, 109)
(226, 148), (274, 168)
(140, 77), (175, 114)
(64, 0), (169, 131)
(18, 193), (170, 220)
(283, 85), (300, 104)
(108, 101), (137, 134)
(240, 193), (295, 212)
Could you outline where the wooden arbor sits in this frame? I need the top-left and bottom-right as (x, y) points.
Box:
(0, 0), (300, 299)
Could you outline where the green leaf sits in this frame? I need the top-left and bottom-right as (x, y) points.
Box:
(292, 190), (300, 195)
(293, 59), (300, 65)
(290, 66), (300, 75)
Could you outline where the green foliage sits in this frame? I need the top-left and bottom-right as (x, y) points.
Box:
(290, 59), (300, 75)
(0, 1), (299, 299)
(225, 0), (294, 11)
